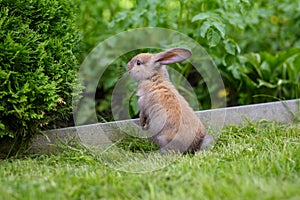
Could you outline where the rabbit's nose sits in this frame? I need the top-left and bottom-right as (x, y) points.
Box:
(126, 63), (133, 71)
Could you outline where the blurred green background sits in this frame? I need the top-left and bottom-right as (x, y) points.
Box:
(76, 0), (300, 120)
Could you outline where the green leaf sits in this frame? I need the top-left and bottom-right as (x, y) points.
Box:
(103, 76), (119, 91)
(260, 61), (271, 81)
(228, 64), (242, 80)
(257, 79), (277, 88)
(212, 22), (225, 38)
(240, 53), (261, 68)
(198, 21), (211, 38)
(0, 122), (5, 130)
(206, 27), (221, 47)
(224, 40), (236, 55)
(191, 13), (211, 22)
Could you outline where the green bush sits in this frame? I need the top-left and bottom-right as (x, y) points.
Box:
(0, 0), (80, 153)
(229, 48), (300, 105)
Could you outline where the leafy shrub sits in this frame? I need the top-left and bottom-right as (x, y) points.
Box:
(233, 48), (300, 104)
(0, 0), (80, 153)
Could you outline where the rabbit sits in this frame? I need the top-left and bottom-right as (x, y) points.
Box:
(126, 48), (213, 154)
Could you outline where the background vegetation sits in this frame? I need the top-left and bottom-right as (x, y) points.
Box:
(1, 0), (300, 153)
(75, 0), (300, 119)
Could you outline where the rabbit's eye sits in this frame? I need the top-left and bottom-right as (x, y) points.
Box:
(136, 60), (142, 66)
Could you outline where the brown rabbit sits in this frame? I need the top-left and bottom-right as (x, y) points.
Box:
(126, 48), (212, 154)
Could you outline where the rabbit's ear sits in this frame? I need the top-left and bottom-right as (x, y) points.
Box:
(154, 48), (192, 65)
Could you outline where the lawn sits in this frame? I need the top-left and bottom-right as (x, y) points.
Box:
(0, 122), (299, 200)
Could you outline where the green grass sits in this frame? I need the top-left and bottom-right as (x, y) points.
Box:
(0, 122), (299, 200)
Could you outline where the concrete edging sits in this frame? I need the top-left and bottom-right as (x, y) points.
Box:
(30, 99), (299, 152)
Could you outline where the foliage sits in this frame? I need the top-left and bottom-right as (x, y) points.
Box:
(233, 48), (300, 104)
(75, 0), (300, 119)
(1, 0), (299, 151)
(0, 122), (299, 199)
(0, 0), (80, 153)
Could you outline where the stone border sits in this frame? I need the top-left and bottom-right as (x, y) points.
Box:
(30, 99), (299, 152)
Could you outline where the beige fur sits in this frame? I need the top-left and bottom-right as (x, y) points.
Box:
(126, 48), (212, 153)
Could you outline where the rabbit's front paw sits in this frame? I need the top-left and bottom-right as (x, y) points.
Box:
(142, 123), (149, 130)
